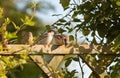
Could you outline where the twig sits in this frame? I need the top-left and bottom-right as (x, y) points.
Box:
(77, 55), (84, 78)
(51, 8), (74, 29)
(15, 1), (37, 34)
(73, 0), (77, 5)
(75, 30), (78, 46)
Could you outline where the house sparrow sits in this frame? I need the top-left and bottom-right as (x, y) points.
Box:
(31, 30), (55, 47)
(22, 32), (33, 45)
(53, 34), (69, 46)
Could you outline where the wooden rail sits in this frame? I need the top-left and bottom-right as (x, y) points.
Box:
(0, 44), (119, 78)
(0, 44), (119, 55)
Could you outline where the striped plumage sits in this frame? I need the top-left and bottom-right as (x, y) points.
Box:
(53, 34), (69, 46)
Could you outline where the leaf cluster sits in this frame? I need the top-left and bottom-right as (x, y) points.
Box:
(53, 0), (120, 50)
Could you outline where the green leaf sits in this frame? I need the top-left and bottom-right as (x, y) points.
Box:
(72, 11), (79, 18)
(1, 57), (10, 64)
(73, 57), (79, 62)
(60, 0), (70, 10)
(69, 35), (74, 41)
(21, 16), (35, 26)
(59, 19), (66, 22)
(82, 28), (90, 36)
(116, 1), (120, 6)
(66, 27), (73, 33)
(58, 28), (66, 33)
(56, 23), (63, 26)
(73, 18), (81, 22)
(5, 18), (10, 24)
(70, 70), (77, 77)
(12, 22), (20, 30)
(65, 59), (72, 67)
(6, 32), (17, 39)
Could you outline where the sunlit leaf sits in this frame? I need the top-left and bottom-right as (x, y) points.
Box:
(21, 18), (24, 23)
(6, 32), (17, 39)
(116, 1), (120, 6)
(25, 21), (35, 26)
(5, 18), (10, 24)
(1, 57), (10, 64)
(21, 16), (35, 26)
(12, 22), (20, 30)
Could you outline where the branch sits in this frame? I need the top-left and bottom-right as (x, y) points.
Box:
(51, 8), (74, 29)
(15, 1), (37, 34)
(78, 55), (84, 78)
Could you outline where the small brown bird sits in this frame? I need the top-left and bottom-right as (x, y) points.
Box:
(53, 34), (69, 46)
(22, 32), (33, 45)
(31, 30), (55, 47)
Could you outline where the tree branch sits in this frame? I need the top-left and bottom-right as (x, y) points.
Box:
(78, 55), (84, 78)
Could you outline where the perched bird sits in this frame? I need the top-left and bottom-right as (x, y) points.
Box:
(31, 30), (55, 47)
(53, 34), (69, 46)
(22, 32), (34, 45)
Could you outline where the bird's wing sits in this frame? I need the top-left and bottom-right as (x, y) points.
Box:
(33, 33), (48, 44)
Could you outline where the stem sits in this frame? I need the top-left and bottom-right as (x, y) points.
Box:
(15, 1), (36, 34)
(73, 0), (77, 5)
(51, 8), (74, 29)
(75, 30), (78, 45)
(78, 55), (84, 78)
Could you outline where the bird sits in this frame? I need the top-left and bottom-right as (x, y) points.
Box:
(22, 32), (34, 45)
(31, 30), (55, 47)
(53, 34), (69, 46)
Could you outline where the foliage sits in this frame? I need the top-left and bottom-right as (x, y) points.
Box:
(0, 1), (44, 77)
(53, 0), (120, 47)
(108, 57), (120, 78)
(0, 0), (57, 78)
(0, 0), (46, 43)
(60, 56), (79, 78)
(0, 0), (120, 78)
(6, 63), (47, 78)
(49, 0), (120, 77)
